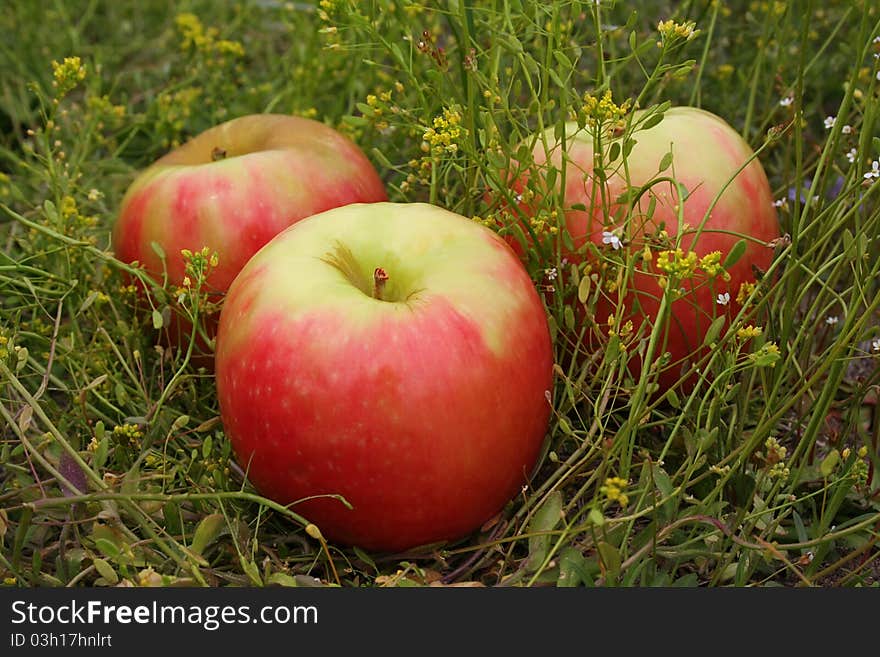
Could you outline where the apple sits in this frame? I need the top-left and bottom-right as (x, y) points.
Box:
(112, 113), (388, 355)
(507, 106), (779, 391)
(215, 202), (554, 551)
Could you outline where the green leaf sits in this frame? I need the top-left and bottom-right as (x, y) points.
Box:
(642, 112), (665, 131)
(240, 557), (263, 586)
(820, 449), (840, 478)
(697, 427), (718, 451)
(557, 415), (573, 436)
(658, 150), (674, 172)
(94, 538), (121, 560)
(152, 309), (163, 330)
(170, 414), (190, 433)
(553, 51), (572, 70)
(608, 141), (621, 163)
(842, 228), (854, 255)
(723, 239), (747, 268)
(163, 503), (182, 538)
(703, 315), (727, 347)
(150, 241), (166, 261)
(266, 572), (299, 587)
(563, 305), (575, 331)
(527, 491), (563, 572)
(190, 513), (227, 558)
(597, 541), (621, 581)
(557, 547), (592, 587)
(79, 290), (99, 314)
(43, 199), (59, 224)
(342, 115), (368, 127)
(371, 147), (392, 170)
(93, 558), (119, 585)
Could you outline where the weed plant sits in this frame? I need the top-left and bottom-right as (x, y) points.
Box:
(1, 0), (879, 587)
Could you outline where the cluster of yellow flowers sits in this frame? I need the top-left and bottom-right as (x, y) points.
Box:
(181, 246), (220, 289)
(736, 324), (762, 339)
(656, 19), (700, 45)
(527, 209), (560, 237)
(156, 87), (203, 148)
(600, 477), (630, 507)
(365, 85), (404, 132)
(422, 107), (466, 156)
(582, 89), (631, 127)
(736, 281), (757, 305)
(112, 423), (143, 450)
(655, 248), (699, 279)
(175, 13), (245, 59)
(763, 437), (790, 480)
(653, 248), (733, 292)
(86, 94), (126, 126)
(59, 195), (98, 234)
(51, 56), (86, 97)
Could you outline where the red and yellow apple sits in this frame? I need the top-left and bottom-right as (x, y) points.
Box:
(112, 113), (387, 354)
(215, 202), (554, 551)
(507, 106), (779, 391)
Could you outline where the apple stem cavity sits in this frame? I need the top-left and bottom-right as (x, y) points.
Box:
(373, 267), (389, 301)
(211, 146), (228, 161)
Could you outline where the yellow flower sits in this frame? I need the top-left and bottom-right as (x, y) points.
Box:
(51, 56), (86, 97)
(736, 281), (757, 305)
(422, 107), (466, 156)
(112, 423), (143, 449)
(699, 251), (727, 278)
(657, 19), (700, 44)
(656, 248), (699, 279)
(582, 89), (631, 126)
(599, 477), (630, 507)
(736, 324), (763, 339)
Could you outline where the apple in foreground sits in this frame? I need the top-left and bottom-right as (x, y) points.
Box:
(215, 202), (554, 551)
(112, 113), (387, 353)
(511, 106), (779, 391)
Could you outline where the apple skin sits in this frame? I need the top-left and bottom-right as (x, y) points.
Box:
(215, 202), (554, 552)
(512, 106), (779, 391)
(111, 113), (388, 352)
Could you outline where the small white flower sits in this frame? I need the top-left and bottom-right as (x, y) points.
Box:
(716, 292), (730, 306)
(825, 316), (839, 325)
(874, 36), (880, 43)
(602, 230), (621, 250)
(877, 70), (880, 81)
(779, 96), (794, 107)
(842, 124), (852, 134)
(847, 148), (858, 164)
(873, 338), (880, 352)
(773, 198), (786, 207)
(824, 116), (836, 129)
(864, 160), (880, 180)
(545, 267), (558, 281)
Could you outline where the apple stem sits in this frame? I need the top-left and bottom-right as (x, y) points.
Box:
(373, 267), (389, 300)
(211, 146), (227, 161)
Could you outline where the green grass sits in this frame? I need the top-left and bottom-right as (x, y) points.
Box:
(1, 0), (879, 587)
